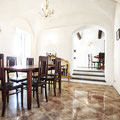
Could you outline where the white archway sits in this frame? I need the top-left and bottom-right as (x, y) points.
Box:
(72, 24), (106, 70)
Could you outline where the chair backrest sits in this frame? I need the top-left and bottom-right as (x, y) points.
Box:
(55, 58), (61, 75)
(99, 53), (105, 62)
(6, 56), (18, 77)
(99, 53), (104, 59)
(0, 54), (5, 86)
(26, 58), (34, 65)
(38, 56), (48, 81)
(52, 59), (55, 64)
(6, 56), (17, 66)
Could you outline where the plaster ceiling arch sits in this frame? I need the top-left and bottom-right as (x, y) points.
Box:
(39, 11), (114, 31)
(0, 0), (116, 24)
(72, 24), (106, 37)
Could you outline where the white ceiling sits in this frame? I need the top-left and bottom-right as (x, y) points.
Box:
(0, 0), (118, 29)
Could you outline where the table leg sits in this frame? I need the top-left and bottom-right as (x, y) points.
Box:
(27, 70), (32, 110)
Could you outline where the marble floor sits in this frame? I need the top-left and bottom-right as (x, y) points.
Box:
(0, 82), (120, 120)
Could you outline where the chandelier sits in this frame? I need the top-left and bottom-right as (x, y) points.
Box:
(41, 0), (54, 18)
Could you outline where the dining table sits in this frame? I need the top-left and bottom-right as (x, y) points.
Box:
(4, 64), (55, 110)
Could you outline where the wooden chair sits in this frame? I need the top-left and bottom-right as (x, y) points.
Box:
(98, 53), (105, 69)
(6, 56), (27, 83)
(26, 58), (38, 79)
(0, 54), (23, 116)
(26, 58), (38, 98)
(88, 54), (100, 68)
(26, 58), (34, 65)
(22, 56), (48, 107)
(47, 58), (61, 96)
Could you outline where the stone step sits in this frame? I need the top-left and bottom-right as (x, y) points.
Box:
(72, 68), (105, 82)
(71, 77), (106, 82)
(72, 75), (105, 80)
(73, 71), (105, 76)
(72, 73), (105, 77)
(73, 69), (104, 73)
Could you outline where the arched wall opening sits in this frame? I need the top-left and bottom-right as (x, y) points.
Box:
(72, 25), (106, 78)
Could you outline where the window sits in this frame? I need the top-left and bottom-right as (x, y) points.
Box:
(14, 28), (31, 65)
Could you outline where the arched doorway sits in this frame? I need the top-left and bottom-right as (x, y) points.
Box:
(72, 25), (106, 82)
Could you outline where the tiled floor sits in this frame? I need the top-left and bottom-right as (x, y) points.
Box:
(0, 82), (120, 120)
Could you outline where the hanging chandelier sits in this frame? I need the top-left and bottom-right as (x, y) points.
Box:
(41, 0), (54, 18)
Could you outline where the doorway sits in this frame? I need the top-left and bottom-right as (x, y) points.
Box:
(72, 25), (106, 82)
(72, 25), (105, 70)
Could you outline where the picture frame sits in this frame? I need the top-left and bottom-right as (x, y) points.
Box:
(116, 29), (120, 41)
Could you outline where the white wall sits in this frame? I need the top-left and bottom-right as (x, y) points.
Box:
(114, 3), (120, 94)
(73, 27), (105, 68)
(37, 27), (73, 66)
(37, 22), (114, 85)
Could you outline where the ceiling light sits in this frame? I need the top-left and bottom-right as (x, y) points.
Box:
(41, 0), (54, 18)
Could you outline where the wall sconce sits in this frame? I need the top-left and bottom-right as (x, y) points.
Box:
(88, 42), (92, 46)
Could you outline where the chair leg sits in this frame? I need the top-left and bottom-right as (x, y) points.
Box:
(45, 84), (48, 102)
(7, 91), (9, 103)
(48, 80), (50, 90)
(2, 90), (6, 117)
(21, 86), (23, 107)
(41, 86), (43, 94)
(33, 86), (35, 98)
(2, 91), (4, 102)
(16, 89), (18, 104)
(51, 81), (53, 89)
(36, 86), (40, 107)
(59, 78), (61, 93)
(53, 80), (56, 96)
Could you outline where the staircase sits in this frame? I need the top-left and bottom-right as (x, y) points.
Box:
(72, 69), (105, 82)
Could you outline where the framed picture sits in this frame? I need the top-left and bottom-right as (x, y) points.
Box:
(116, 29), (120, 40)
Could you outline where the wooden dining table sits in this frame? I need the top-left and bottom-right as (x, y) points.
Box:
(4, 64), (55, 110)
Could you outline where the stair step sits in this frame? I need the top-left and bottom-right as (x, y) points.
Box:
(73, 70), (104, 73)
(72, 68), (105, 82)
(72, 73), (105, 77)
(73, 71), (105, 76)
(72, 77), (106, 82)
(72, 75), (105, 80)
